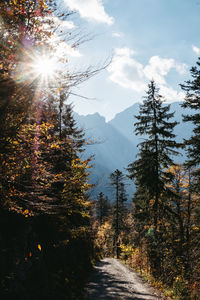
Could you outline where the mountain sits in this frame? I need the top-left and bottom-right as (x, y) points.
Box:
(74, 102), (194, 201)
(75, 112), (135, 200)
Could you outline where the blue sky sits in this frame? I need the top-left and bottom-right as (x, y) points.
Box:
(58, 0), (200, 121)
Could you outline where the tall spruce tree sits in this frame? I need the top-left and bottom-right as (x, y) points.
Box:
(109, 169), (127, 259)
(62, 102), (85, 155)
(180, 58), (200, 176)
(96, 192), (110, 225)
(128, 80), (179, 229)
(179, 59), (200, 283)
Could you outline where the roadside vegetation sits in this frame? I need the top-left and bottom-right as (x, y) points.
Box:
(1, 1), (200, 299)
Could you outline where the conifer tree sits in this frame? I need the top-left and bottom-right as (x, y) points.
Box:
(180, 60), (200, 283)
(109, 169), (127, 258)
(128, 80), (179, 229)
(62, 102), (85, 155)
(180, 58), (200, 176)
(96, 192), (110, 225)
(128, 81), (181, 278)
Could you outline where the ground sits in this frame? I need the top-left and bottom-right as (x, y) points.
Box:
(84, 258), (166, 300)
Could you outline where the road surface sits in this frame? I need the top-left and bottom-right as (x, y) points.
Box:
(84, 258), (165, 300)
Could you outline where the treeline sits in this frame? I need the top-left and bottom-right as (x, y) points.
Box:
(1, 1), (200, 299)
(94, 66), (200, 299)
(0, 1), (98, 299)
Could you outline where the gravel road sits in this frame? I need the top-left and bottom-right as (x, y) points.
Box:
(84, 258), (165, 300)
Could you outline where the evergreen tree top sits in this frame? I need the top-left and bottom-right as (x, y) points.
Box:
(134, 81), (180, 157)
(181, 57), (200, 167)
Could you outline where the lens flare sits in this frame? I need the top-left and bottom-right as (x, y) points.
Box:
(12, 50), (59, 88)
(32, 57), (56, 78)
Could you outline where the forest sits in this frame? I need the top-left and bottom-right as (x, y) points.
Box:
(0, 0), (200, 299)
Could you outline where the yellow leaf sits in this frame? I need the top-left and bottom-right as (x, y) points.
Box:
(38, 244), (42, 251)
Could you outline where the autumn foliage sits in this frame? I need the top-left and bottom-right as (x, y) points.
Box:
(0, 1), (96, 299)
(94, 80), (200, 299)
(1, 1), (200, 300)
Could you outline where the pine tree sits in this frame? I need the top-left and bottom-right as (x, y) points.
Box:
(41, 91), (87, 216)
(128, 81), (180, 278)
(180, 58), (200, 175)
(62, 101), (85, 155)
(128, 80), (179, 229)
(109, 169), (127, 258)
(96, 192), (110, 225)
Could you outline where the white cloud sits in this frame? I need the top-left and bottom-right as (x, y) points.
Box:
(192, 45), (200, 55)
(175, 62), (187, 75)
(64, 0), (114, 25)
(49, 35), (82, 58)
(112, 32), (123, 38)
(40, 16), (76, 30)
(115, 47), (136, 56)
(41, 16), (79, 56)
(52, 16), (76, 29)
(60, 20), (76, 29)
(107, 48), (146, 92)
(159, 85), (185, 102)
(107, 47), (186, 101)
(144, 56), (187, 85)
(56, 42), (82, 57)
(144, 56), (174, 84)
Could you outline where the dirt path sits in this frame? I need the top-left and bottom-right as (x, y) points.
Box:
(84, 258), (165, 300)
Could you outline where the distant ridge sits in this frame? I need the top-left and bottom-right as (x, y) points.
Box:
(74, 102), (193, 201)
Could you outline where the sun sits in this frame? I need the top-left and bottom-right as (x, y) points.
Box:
(12, 49), (60, 88)
(32, 56), (56, 79)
